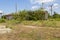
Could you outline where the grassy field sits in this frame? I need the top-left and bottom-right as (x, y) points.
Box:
(5, 20), (60, 27)
(20, 20), (60, 28)
(0, 20), (60, 40)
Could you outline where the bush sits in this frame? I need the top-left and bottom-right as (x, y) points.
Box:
(7, 19), (21, 25)
(13, 9), (48, 21)
(0, 19), (6, 23)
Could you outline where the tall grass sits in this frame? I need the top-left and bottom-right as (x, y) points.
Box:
(20, 20), (60, 28)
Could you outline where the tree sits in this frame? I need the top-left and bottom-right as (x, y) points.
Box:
(12, 8), (49, 21)
(53, 12), (60, 18)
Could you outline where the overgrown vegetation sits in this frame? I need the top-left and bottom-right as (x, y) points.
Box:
(0, 19), (6, 23)
(12, 9), (60, 21)
(1, 8), (60, 27)
(0, 8), (60, 40)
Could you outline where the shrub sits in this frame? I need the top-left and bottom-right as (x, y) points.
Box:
(0, 19), (6, 23)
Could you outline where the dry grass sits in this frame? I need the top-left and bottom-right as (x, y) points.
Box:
(0, 20), (60, 40)
(0, 24), (60, 40)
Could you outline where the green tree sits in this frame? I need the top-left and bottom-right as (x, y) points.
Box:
(53, 12), (60, 18)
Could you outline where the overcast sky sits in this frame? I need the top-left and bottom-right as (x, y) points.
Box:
(0, 0), (60, 14)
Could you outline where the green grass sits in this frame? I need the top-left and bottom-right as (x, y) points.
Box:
(20, 20), (60, 28)
(5, 19), (60, 28)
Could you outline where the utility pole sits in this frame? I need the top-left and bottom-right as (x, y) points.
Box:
(50, 4), (53, 15)
(41, 3), (44, 9)
(15, 1), (18, 14)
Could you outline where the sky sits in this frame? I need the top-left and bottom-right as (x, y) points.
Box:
(0, 0), (60, 14)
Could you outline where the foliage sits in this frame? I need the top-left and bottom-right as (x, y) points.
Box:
(53, 12), (60, 18)
(7, 19), (21, 25)
(12, 8), (48, 21)
(0, 19), (6, 23)
(2, 8), (60, 21)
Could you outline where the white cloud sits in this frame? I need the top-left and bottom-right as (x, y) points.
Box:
(45, 3), (59, 11)
(54, 3), (59, 6)
(0, 10), (3, 13)
(30, 0), (54, 4)
(46, 7), (50, 10)
(31, 6), (39, 10)
(53, 3), (59, 8)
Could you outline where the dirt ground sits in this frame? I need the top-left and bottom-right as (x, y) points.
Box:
(0, 24), (60, 40)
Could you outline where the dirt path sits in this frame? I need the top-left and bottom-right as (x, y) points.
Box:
(24, 25), (60, 29)
(0, 25), (12, 34)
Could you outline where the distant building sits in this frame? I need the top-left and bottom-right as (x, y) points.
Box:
(4, 14), (13, 20)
